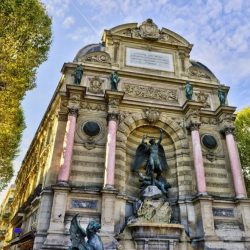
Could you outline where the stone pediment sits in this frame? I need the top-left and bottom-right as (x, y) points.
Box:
(75, 51), (111, 64)
(103, 19), (192, 49)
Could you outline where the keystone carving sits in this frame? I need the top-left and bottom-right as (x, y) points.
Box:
(144, 108), (160, 123)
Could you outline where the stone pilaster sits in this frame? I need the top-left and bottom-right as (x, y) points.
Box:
(33, 188), (53, 250)
(42, 186), (70, 249)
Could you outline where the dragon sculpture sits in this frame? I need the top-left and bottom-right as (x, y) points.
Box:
(68, 214), (104, 250)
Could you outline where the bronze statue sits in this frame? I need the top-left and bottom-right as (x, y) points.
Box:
(68, 214), (104, 250)
(73, 65), (84, 85)
(218, 87), (226, 105)
(185, 81), (193, 100)
(110, 71), (120, 91)
(132, 129), (168, 186)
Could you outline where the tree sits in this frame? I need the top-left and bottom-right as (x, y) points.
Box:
(0, 0), (52, 191)
(235, 107), (250, 196)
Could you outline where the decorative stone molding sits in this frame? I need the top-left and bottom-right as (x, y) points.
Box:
(200, 117), (217, 125)
(124, 83), (178, 103)
(88, 76), (104, 94)
(80, 102), (106, 112)
(144, 108), (160, 123)
(189, 122), (201, 131)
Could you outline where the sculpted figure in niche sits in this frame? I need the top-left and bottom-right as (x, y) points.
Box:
(185, 81), (193, 100)
(218, 87), (226, 105)
(110, 71), (120, 91)
(73, 65), (84, 85)
(132, 128), (170, 191)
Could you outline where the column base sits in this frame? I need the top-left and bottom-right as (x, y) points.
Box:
(236, 194), (247, 199)
(196, 192), (208, 197)
(57, 180), (69, 186)
(103, 184), (116, 190)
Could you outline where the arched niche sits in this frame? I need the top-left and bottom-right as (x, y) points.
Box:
(125, 125), (178, 199)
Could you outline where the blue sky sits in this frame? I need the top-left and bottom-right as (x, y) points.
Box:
(1, 0), (250, 200)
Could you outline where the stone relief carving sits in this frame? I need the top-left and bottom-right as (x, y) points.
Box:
(88, 76), (104, 94)
(80, 102), (106, 112)
(124, 83), (178, 103)
(195, 91), (211, 108)
(187, 66), (211, 80)
(144, 108), (160, 123)
(80, 51), (111, 64)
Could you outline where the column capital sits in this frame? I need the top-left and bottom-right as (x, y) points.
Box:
(68, 107), (78, 116)
(189, 122), (201, 131)
(107, 112), (119, 122)
(224, 126), (235, 135)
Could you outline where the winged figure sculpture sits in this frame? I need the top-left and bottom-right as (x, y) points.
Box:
(68, 214), (103, 250)
(132, 128), (169, 188)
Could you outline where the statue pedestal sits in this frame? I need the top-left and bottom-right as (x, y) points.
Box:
(128, 223), (184, 250)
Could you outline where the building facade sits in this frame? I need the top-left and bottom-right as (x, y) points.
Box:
(1, 19), (250, 250)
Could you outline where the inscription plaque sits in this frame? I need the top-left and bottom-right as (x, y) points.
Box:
(126, 48), (174, 71)
(71, 199), (97, 209)
(213, 208), (234, 217)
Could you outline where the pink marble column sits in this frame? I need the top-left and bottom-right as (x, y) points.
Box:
(57, 108), (78, 185)
(225, 128), (247, 199)
(190, 124), (207, 194)
(104, 114), (118, 188)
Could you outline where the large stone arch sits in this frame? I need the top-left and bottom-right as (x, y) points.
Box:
(115, 112), (195, 198)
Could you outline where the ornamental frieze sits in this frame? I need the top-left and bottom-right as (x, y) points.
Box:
(123, 83), (178, 103)
(80, 101), (106, 112)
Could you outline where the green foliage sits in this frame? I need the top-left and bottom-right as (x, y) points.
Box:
(0, 0), (52, 191)
(235, 107), (250, 196)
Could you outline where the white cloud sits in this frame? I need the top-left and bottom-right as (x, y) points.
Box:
(42, 0), (70, 17)
(63, 16), (75, 28)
